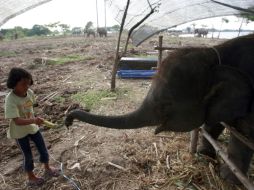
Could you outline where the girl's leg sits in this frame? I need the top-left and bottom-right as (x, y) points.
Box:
(29, 131), (49, 164)
(16, 136), (34, 173)
(16, 136), (43, 183)
(30, 131), (60, 177)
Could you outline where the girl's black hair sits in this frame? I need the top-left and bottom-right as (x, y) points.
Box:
(7, 68), (33, 89)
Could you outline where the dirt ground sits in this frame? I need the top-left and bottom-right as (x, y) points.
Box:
(0, 33), (252, 190)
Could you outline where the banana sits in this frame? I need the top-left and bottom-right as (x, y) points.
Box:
(43, 120), (57, 128)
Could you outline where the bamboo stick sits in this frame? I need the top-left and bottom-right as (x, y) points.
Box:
(220, 122), (254, 151)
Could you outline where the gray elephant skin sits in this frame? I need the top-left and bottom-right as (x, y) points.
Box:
(194, 28), (208, 37)
(97, 27), (107, 37)
(84, 29), (95, 37)
(65, 34), (254, 184)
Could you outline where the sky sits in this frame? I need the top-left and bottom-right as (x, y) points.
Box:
(2, 0), (119, 29)
(1, 0), (254, 30)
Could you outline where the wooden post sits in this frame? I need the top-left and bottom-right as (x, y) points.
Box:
(190, 128), (199, 153)
(157, 35), (163, 68)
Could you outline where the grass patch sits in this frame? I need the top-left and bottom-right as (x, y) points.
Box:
(53, 95), (65, 105)
(48, 54), (94, 65)
(71, 88), (128, 110)
(0, 51), (16, 57)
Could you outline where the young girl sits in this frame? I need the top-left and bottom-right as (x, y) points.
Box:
(4, 68), (59, 186)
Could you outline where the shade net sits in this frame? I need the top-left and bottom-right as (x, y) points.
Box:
(0, 0), (253, 46)
(107, 0), (254, 46)
(0, 0), (52, 27)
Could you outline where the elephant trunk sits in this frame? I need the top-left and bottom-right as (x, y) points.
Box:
(66, 100), (161, 129)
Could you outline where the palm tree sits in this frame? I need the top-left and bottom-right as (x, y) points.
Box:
(218, 17), (229, 39)
(237, 17), (245, 37)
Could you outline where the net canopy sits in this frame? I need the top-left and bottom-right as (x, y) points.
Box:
(107, 0), (254, 46)
(0, 0), (52, 27)
(0, 0), (253, 46)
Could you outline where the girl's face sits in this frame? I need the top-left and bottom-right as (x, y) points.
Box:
(14, 78), (31, 97)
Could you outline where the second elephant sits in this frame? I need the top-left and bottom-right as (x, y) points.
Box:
(97, 27), (107, 37)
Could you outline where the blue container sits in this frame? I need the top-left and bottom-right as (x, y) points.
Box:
(119, 57), (158, 70)
(117, 70), (156, 79)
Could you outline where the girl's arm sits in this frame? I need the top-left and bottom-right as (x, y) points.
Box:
(13, 117), (43, 126)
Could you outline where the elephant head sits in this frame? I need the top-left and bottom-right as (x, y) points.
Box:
(65, 34), (254, 133)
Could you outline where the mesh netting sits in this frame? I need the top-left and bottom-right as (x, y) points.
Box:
(107, 0), (254, 46)
(0, 0), (253, 45)
(0, 0), (52, 27)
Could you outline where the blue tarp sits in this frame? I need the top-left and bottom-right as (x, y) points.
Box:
(117, 70), (156, 79)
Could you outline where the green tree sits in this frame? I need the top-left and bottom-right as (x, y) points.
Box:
(45, 22), (60, 30)
(111, 24), (120, 31)
(14, 26), (27, 38)
(237, 10), (254, 36)
(241, 12), (254, 22)
(59, 24), (70, 35)
(85, 21), (93, 30)
(28, 24), (51, 36)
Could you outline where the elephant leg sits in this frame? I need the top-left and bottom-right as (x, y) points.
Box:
(198, 123), (225, 158)
(220, 120), (254, 184)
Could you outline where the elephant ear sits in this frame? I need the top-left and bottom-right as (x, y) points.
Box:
(204, 65), (253, 125)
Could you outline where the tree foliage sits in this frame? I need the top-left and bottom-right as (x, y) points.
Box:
(111, 25), (120, 31)
(241, 13), (254, 22)
(0, 22), (120, 40)
(85, 21), (94, 30)
(239, 8), (254, 22)
(58, 24), (70, 35)
(28, 25), (51, 36)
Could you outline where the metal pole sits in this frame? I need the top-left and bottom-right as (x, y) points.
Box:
(157, 35), (163, 68)
(96, 0), (99, 28)
(104, 0), (107, 29)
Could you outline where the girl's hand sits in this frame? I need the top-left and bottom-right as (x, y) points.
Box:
(34, 117), (44, 125)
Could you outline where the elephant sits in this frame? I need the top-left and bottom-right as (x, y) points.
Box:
(65, 34), (254, 184)
(85, 29), (96, 37)
(194, 28), (208, 37)
(97, 27), (107, 37)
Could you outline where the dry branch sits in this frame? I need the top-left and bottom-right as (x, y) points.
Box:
(107, 162), (127, 172)
(62, 75), (72, 82)
(39, 91), (58, 102)
(110, 0), (130, 90)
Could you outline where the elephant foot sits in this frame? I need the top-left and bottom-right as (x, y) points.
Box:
(197, 145), (216, 159)
(220, 164), (241, 185)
